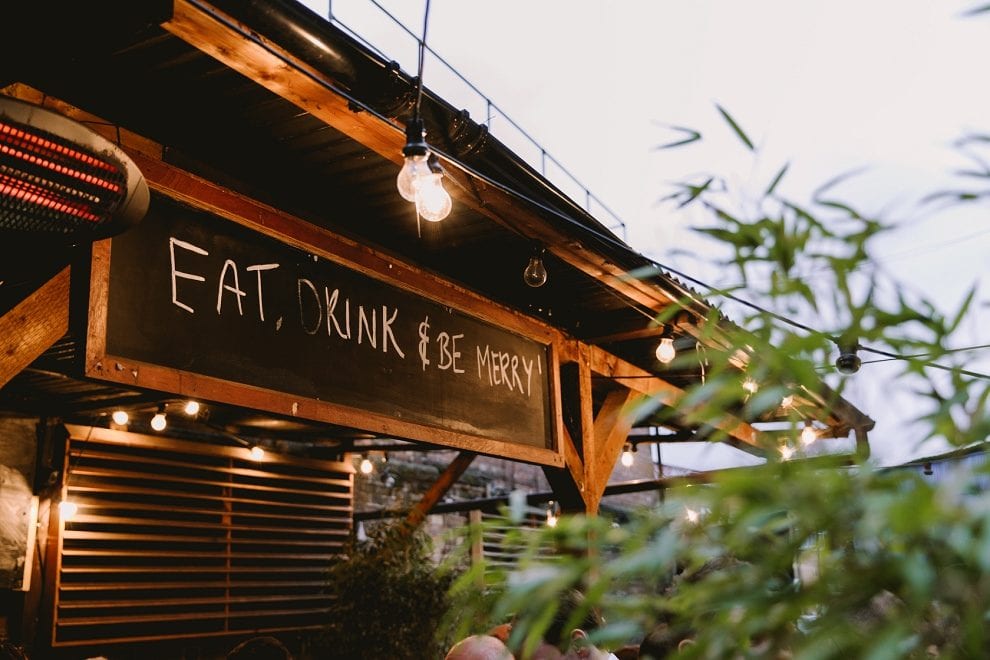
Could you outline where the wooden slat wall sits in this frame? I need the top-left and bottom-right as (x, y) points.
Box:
(51, 426), (353, 647)
(477, 512), (557, 575)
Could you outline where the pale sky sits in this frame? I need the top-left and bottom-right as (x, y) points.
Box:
(301, 0), (990, 466)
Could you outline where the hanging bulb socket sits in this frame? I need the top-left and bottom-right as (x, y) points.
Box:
(397, 118), (431, 202)
(415, 155), (452, 222)
(150, 404), (167, 432)
(835, 344), (861, 375)
(523, 248), (548, 288)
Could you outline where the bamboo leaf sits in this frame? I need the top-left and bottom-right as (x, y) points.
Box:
(653, 122), (703, 150)
(765, 163), (790, 196)
(715, 104), (755, 151)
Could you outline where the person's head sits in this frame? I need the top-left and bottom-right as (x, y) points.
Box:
(544, 590), (612, 660)
(445, 634), (515, 660)
(639, 621), (695, 659)
(225, 636), (292, 660)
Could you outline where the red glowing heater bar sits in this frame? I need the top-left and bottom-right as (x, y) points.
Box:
(0, 97), (148, 240)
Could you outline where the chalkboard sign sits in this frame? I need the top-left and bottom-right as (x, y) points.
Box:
(91, 194), (555, 457)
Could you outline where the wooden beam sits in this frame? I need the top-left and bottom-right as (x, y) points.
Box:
(0, 267), (70, 389)
(589, 345), (762, 450)
(402, 452), (476, 531)
(576, 345), (599, 514)
(590, 388), (640, 492)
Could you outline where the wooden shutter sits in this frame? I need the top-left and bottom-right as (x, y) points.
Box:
(49, 425), (352, 648)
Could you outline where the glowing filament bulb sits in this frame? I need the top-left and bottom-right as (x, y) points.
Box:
(250, 446), (265, 461)
(60, 500), (79, 521)
(184, 400), (200, 416)
(620, 444), (634, 467)
(150, 411), (167, 431)
(359, 456), (374, 474)
(546, 510), (558, 527)
(742, 378), (758, 395)
(396, 153), (430, 202)
(800, 423), (817, 446)
(685, 507), (700, 524)
(779, 445), (795, 460)
(655, 337), (676, 364)
(781, 395), (795, 409)
(111, 410), (129, 425)
(415, 171), (452, 222)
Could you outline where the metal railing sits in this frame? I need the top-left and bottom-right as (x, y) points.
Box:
(310, 0), (627, 240)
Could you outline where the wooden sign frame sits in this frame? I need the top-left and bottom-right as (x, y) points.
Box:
(86, 153), (564, 467)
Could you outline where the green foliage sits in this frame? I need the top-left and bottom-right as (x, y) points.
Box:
(318, 525), (456, 659)
(443, 18), (990, 653)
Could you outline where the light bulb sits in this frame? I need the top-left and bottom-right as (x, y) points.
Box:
(835, 349), (861, 375)
(779, 444), (795, 460)
(184, 400), (200, 416)
(781, 395), (795, 409)
(546, 512), (558, 528)
(655, 337), (676, 364)
(359, 456), (374, 474)
(742, 378), (758, 395)
(523, 253), (548, 288)
(150, 412), (167, 431)
(250, 446), (265, 461)
(620, 444), (634, 467)
(685, 507), (700, 524)
(396, 153), (431, 202)
(60, 500), (79, 521)
(111, 410), (129, 425)
(800, 423), (817, 446)
(415, 171), (452, 222)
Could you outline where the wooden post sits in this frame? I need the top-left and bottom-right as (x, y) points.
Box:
(0, 267), (70, 389)
(402, 452), (476, 532)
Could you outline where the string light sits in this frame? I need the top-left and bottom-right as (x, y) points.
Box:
(546, 500), (559, 527)
(620, 442), (635, 467)
(800, 422), (817, 446)
(655, 337), (676, 364)
(395, 0), (451, 223)
(781, 395), (795, 409)
(184, 400), (200, 416)
(150, 405), (167, 432)
(523, 248), (548, 288)
(249, 446), (265, 461)
(59, 500), (78, 521)
(779, 444), (796, 460)
(359, 454), (374, 474)
(684, 507), (700, 524)
(111, 410), (129, 425)
(742, 377), (759, 395)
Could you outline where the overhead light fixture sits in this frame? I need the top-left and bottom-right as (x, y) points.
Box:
(523, 247), (548, 288)
(800, 422), (817, 447)
(545, 500), (560, 528)
(249, 445), (265, 461)
(183, 400), (200, 416)
(655, 337), (676, 364)
(359, 454), (374, 475)
(414, 156), (452, 222)
(111, 409), (129, 425)
(150, 404), (167, 432)
(620, 442), (635, 467)
(0, 96), (148, 241)
(395, 0), (451, 224)
(742, 377), (759, 395)
(781, 394), (795, 409)
(59, 500), (79, 522)
(779, 444), (795, 460)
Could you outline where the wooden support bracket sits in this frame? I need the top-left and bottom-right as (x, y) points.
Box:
(0, 267), (70, 389)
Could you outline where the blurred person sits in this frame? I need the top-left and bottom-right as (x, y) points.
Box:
(226, 635), (292, 660)
(445, 634), (515, 660)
